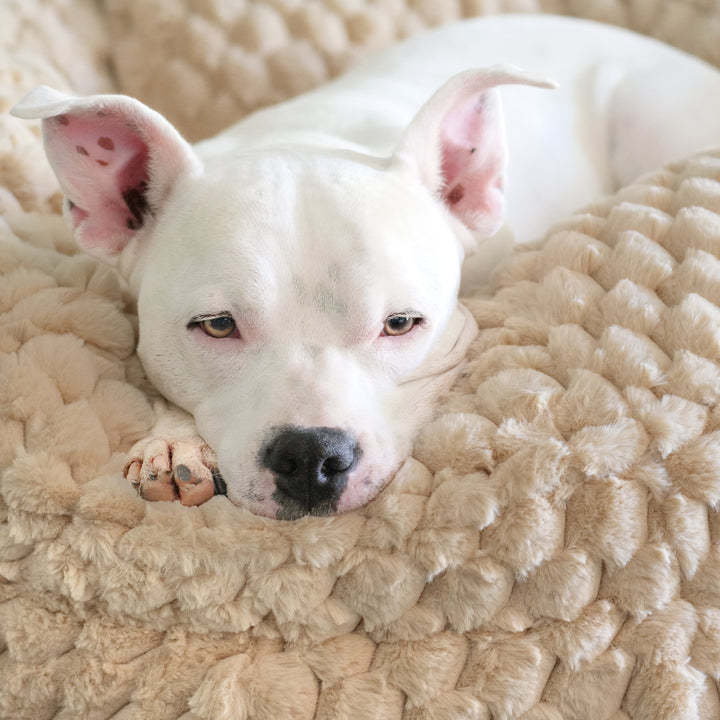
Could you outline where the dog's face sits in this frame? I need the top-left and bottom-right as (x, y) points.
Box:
(133, 152), (470, 517)
(13, 69), (548, 517)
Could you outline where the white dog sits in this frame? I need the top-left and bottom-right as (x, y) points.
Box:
(12, 15), (720, 519)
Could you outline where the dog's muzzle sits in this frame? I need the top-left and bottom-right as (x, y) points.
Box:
(261, 426), (362, 519)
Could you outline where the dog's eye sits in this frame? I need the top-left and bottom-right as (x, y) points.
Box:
(198, 316), (237, 339)
(383, 313), (423, 336)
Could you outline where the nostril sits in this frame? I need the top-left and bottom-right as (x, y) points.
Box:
(322, 453), (354, 475)
(322, 459), (340, 475)
(268, 454), (296, 476)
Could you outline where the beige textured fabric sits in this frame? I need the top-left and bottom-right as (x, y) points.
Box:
(0, 0), (112, 215)
(2, 1), (720, 719)
(3, 147), (720, 720)
(103, 0), (720, 142)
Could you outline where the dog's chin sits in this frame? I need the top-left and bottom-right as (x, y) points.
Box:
(272, 497), (342, 522)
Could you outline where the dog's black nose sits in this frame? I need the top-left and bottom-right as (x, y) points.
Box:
(262, 426), (361, 517)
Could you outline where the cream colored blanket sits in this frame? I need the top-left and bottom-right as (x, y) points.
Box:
(2, 2), (720, 719)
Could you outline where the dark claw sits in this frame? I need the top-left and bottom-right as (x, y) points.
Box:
(212, 469), (227, 495)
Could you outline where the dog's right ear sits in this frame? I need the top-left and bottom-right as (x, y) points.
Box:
(11, 86), (201, 260)
(391, 66), (555, 238)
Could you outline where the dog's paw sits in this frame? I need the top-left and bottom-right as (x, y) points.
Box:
(124, 438), (226, 506)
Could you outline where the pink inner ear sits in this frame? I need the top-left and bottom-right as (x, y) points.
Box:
(46, 110), (151, 253)
(439, 92), (506, 232)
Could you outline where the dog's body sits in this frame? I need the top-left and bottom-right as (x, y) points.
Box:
(12, 15), (720, 519)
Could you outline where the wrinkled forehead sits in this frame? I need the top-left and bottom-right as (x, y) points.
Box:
(144, 151), (459, 295)
(199, 151), (429, 243)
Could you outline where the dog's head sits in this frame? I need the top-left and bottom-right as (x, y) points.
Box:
(13, 68), (548, 518)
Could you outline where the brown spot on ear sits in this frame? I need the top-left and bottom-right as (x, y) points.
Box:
(97, 136), (115, 151)
(57, 115), (70, 125)
(76, 145), (89, 156)
(96, 160), (109, 166)
(446, 184), (465, 205)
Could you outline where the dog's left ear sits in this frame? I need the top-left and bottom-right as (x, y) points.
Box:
(11, 86), (201, 260)
(392, 66), (555, 236)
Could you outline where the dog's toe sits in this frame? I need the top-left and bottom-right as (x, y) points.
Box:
(125, 438), (178, 502)
(171, 441), (216, 506)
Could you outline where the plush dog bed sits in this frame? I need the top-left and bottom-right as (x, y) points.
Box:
(2, 1), (720, 719)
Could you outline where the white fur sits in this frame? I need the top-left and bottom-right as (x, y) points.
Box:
(12, 15), (720, 518)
